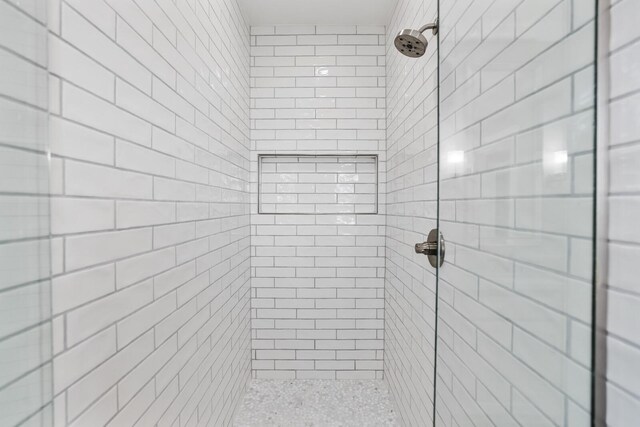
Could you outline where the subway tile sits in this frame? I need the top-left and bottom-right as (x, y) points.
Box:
(115, 19), (175, 88)
(481, 1), (571, 91)
(65, 228), (152, 271)
(338, 35), (379, 45)
(65, 161), (152, 200)
(49, 35), (115, 101)
(256, 35), (296, 46)
(611, 91), (640, 146)
(115, 247), (175, 289)
(49, 116), (114, 165)
(317, 26), (357, 35)
(134, 0), (176, 45)
(610, 0), (640, 50)
(515, 22), (594, 99)
(115, 139), (175, 177)
(515, 197), (593, 237)
(513, 328), (590, 406)
(480, 226), (568, 272)
(106, 381), (154, 426)
(275, 26), (316, 35)
(275, 46), (315, 56)
(482, 78), (572, 143)
(117, 293), (176, 349)
(116, 200), (175, 228)
(66, 279), (153, 346)
(63, 0), (116, 39)
(66, 331), (154, 420)
(297, 35), (337, 45)
(68, 387), (117, 427)
(115, 78), (175, 132)
(63, 83), (152, 146)
(610, 196), (640, 244)
(62, 4), (151, 92)
(52, 264), (115, 314)
(515, 263), (591, 322)
(478, 332), (565, 425)
(154, 222), (196, 248)
(51, 197), (114, 235)
(53, 326), (116, 393)
(152, 28), (195, 84)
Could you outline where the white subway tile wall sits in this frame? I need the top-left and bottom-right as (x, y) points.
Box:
(384, 0), (440, 424)
(435, 0), (595, 426)
(250, 25), (387, 379)
(5, 1), (637, 425)
(48, 0), (251, 425)
(607, 0), (640, 424)
(0, 1), (52, 425)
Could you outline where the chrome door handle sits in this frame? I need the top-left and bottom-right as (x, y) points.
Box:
(415, 229), (445, 268)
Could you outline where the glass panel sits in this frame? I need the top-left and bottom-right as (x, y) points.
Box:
(384, 2), (441, 423)
(435, 0), (595, 425)
(0, 0), (52, 425)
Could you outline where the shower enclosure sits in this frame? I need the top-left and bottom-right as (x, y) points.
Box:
(0, 0), (601, 425)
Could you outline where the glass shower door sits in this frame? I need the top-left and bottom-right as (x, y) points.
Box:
(434, 0), (596, 425)
(0, 1), (52, 425)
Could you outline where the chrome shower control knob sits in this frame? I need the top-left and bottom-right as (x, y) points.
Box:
(414, 229), (445, 268)
(415, 241), (438, 255)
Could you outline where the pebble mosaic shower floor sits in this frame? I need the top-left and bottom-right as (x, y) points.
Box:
(233, 380), (399, 426)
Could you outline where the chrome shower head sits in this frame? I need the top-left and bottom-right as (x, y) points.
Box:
(394, 20), (439, 58)
(394, 29), (428, 58)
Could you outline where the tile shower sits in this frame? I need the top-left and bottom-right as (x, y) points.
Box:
(1, 0), (639, 426)
(250, 25), (387, 380)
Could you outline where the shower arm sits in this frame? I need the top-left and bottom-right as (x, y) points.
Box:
(418, 20), (439, 36)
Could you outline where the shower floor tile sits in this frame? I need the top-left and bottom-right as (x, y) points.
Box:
(233, 379), (399, 427)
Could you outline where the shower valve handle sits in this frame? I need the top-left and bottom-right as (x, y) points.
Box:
(414, 229), (445, 268)
(414, 241), (438, 255)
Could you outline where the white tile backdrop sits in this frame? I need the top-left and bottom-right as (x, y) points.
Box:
(47, 0), (251, 425)
(606, 0), (640, 424)
(249, 25), (387, 380)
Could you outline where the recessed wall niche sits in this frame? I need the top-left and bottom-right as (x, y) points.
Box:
(258, 154), (379, 214)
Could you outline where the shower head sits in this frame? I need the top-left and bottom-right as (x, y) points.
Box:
(394, 29), (428, 58)
(394, 20), (439, 58)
